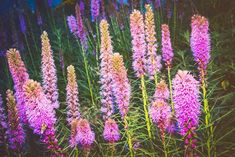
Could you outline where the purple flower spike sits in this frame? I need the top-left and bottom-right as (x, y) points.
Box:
(91, 0), (100, 22)
(161, 24), (174, 67)
(0, 94), (8, 149)
(19, 14), (26, 34)
(190, 15), (210, 79)
(6, 90), (25, 151)
(173, 70), (200, 156)
(103, 118), (120, 143)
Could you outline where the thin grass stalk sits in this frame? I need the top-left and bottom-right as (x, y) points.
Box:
(124, 117), (134, 157)
(23, 34), (36, 73)
(140, 75), (152, 139)
(96, 21), (100, 67)
(167, 67), (173, 112)
(162, 135), (168, 157)
(154, 73), (158, 86)
(81, 45), (95, 106)
(109, 143), (116, 156)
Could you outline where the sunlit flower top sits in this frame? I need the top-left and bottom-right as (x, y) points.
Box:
(99, 19), (114, 120)
(153, 80), (169, 101)
(130, 9), (146, 77)
(41, 31), (59, 109)
(7, 49), (29, 124)
(145, 4), (162, 78)
(111, 53), (131, 118)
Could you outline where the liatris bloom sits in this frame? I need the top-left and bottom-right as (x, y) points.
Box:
(0, 94), (7, 149)
(149, 100), (171, 137)
(7, 49), (29, 124)
(80, 0), (85, 15)
(153, 80), (169, 101)
(23, 80), (63, 155)
(130, 10), (146, 78)
(6, 90), (25, 151)
(91, 0), (100, 22)
(19, 14), (26, 34)
(67, 15), (78, 37)
(161, 24), (174, 67)
(66, 65), (80, 124)
(190, 15), (210, 78)
(76, 118), (95, 149)
(99, 19), (114, 120)
(103, 118), (120, 143)
(145, 4), (162, 79)
(111, 53), (131, 118)
(36, 10), (43, 26)
(173, 70), (200, 155)
(41, 31), (59, 109)
(75, 3), (88, 49)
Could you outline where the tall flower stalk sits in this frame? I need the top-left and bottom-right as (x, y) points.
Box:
(190, 15), (212, 156)
(161, 24), (174, 111)
(173, 70), (201, 157)
(41, 31), (59, 109)
(7, 49), (29, 124)
(145, 4), (162, 84)
(130, 9), (152, 139)
(6, 90), (25, 152)
(23, 80), (63, 156)
(111, 53), (133, 157)
(66, 65), (80, 147)
(99, 20), (120, 149)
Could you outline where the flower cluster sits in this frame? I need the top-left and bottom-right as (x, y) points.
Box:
(6, 90), (25, 151)
(149, 100), (171, 137)
(75, 3), (87, 49)
(99, 19), (114, 120)
(130, 9), (146, 78)
(7, 49), (29, 124)
(41, 31), (59, 109)
(153, 80), (169, 101)
(190, 15), (210, 78)
(145, 4), (162, 79)
(23, 80), (62, 155)
(161, 24), (174, 67)
(76, 118), (95, 149)
(173, 70), (200, 155)
(91, 0), (100, 22)
(66, 65), (80, 124)
(67, 15), (78, 37)
(0, 94), (8, 150)
(103, 118), (120, 143)
(111, 53), (131, 118)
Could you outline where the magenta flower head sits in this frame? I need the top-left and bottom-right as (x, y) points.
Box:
(91, 0), (100, 22)
(103, 118), (120, 143)
(145, 4), (162, 79)
(41, 31), (59, 109)
(99, 19), (114, 120)
(130, 9), (146, 78)
(153, 80), (169, 101)
(76, 118), (95, 149)
(161, 24), (174, 67)
(173, 70), (200, 155)
(111, 53), (131, 118)
(23, 80), (63, 156)
(6, 90), (25, 151)
(150, 100), (171, 137)
(0, 94), (7, 144)
(190, 15), (210, 78)
(7, 49), (29, 124)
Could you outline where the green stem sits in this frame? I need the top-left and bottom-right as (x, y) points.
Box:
(24, 34), (37, 74)
(81, 46), (95, 107)
(141, 75), (152, 139)
(162, 136), (168, 157)
(167, 67), (174, 112)
(154, 73), (158, 87)
(124, 117), (134, 157)
(96, 21), (100, 68)
(202, 79), (212, 157)
(75, 147), (79, 157)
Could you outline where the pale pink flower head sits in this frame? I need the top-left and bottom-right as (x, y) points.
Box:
(153, 80), (169, 101)
(130, 9), (146, 78)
